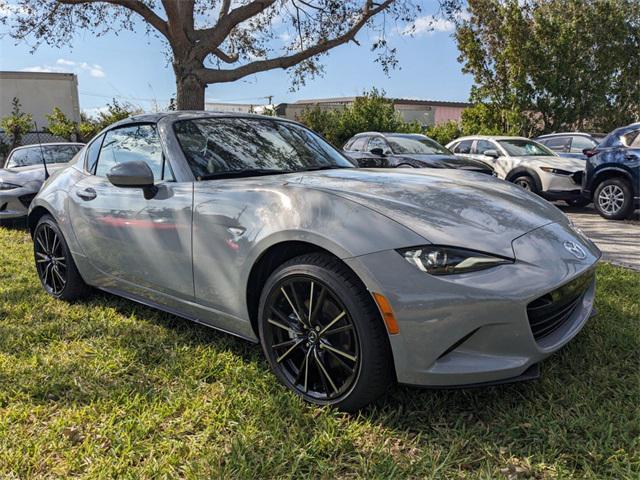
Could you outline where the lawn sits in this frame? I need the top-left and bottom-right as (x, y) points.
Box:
(0, 225), (638, 479)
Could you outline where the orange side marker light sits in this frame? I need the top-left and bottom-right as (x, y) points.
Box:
(372, 292), (400, 334)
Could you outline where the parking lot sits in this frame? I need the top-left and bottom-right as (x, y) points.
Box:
(559, 205), (640, 271)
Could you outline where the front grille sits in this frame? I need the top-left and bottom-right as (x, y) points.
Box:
(527, 271), (593, 342)
(18, 193), (36, 209)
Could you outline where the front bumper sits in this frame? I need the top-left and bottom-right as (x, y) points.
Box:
(0, 189), (33, 219)
(541, 172), (583, 200)
(345, 221), (601, 387)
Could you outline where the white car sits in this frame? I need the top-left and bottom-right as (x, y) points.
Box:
(446, 136), (588, 206)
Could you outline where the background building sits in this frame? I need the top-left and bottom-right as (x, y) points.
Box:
(275, 97), (470, 126)
(0, 71), (81, 128)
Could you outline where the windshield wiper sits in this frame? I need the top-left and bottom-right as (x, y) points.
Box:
(296, 165), (352, 172)
(198, 169), (294, 180)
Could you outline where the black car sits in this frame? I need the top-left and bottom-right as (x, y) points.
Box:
(535, 132), (606, 160)
(342, 132), (494, 174)
(582, 123), (640, 220)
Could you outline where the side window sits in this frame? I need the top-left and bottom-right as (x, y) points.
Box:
(570, 136), (596, 153)
(622, 129), (640, 148)
(368, 136), (388, 153)
(453, 140), (472, 154)
(86, 135), (104, 173)
(349, 137), (368, 152)
(95, 124), (173, 181)
(475, 140), (496, 155)
(545, 136), (571, 152)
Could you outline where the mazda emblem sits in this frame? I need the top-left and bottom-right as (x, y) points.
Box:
(563, 241), (587, 259)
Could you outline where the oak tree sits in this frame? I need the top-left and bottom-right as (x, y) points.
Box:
(3, 0), (459, 110)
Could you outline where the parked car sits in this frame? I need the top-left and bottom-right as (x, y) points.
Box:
(343, 132), (494, 174)
(28, 112), (600, 411)
(535, 132), (606, 160)
(0, 142), (84, 221)
(447, 136), (589, 206)
(582, 123), (640, 220)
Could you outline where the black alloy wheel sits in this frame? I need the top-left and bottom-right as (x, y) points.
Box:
(263, 276), (360, 401)
(34, 215), (90, 300)
(258, 254), (394, 411)
(34, 222), (68, 296)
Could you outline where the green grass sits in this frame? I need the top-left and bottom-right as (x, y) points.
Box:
(0, 226), (638, 479)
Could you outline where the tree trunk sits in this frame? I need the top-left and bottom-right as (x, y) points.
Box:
(175, 72), (206, 110)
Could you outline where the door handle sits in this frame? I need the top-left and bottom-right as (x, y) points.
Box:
(76, 187), (97, 201)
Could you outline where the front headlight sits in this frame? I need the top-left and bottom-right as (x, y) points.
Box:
(540, 167), (572, 175)
(398, 246), (512, 275)
(0, 182), (21, 190)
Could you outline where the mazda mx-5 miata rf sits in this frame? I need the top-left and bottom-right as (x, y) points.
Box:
(28, 112), (601, 411)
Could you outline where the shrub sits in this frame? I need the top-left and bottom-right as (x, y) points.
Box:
(297, 88), (423, 148)
(0, 98), (34, 149)
(46, 107), (77, 141)
(425, 120), (463, 146)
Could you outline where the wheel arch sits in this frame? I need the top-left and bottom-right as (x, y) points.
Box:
(245, 240), (382, 341)
(592, 167), (635, 193)
(505, 167), (543, 192)
(27, 205), (54, 237)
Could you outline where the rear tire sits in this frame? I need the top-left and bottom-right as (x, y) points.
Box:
(512, 174), (538, 194)
(258, 253), (394, 412)
(594, 178), (635, 220)
(34, 215), (90, 301)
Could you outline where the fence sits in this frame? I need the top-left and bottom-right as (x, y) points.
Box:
(0, 131), (69, 167)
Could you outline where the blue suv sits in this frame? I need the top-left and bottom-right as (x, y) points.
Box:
(582, 123), (640, 220)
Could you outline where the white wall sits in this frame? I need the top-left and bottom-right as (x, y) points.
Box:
(0, 71), (80, 129)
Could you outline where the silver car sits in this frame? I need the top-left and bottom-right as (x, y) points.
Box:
(1, 142), (84, 220)
(28, 113), (601, 411)
(447, 136), (589, 207)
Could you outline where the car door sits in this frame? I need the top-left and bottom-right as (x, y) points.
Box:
(472, 139), (501, 168)
(342, 136), (369, 166)
(68, 123), (194, 301)
(450, 139), (474, 160)
(362, 136), (392, 167)
(568, 136), (597, 159)
(543, 136), (572, 157)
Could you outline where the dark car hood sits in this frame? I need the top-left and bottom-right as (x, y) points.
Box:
(0, 164), (67, 185)
(296, 168), (567, 257)
(397, 153), (493, 171)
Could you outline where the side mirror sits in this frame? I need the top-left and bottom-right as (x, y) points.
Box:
(583, 148), (596, 158)
(369, 147), (385, 156)
(106, 160), (157, 199)
(483, 149), (499, 158)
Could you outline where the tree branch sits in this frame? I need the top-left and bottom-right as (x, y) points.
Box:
(193, 0), (277, 53)
(196, 0), (395, 83)
(219, 0), (232, 19)
(57, 0), (169, 38)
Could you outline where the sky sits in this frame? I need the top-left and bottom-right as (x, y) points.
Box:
(0, 2), (473, 118)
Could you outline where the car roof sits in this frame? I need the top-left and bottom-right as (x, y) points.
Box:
(450, 135), (531, 142)
(535, 132), (606, 138)
(350, 132), (427, 138)
(111, 110), (300, 129)
(10, 142), (85, 152)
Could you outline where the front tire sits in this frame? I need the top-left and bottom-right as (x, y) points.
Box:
(512, 174), (538, 194)
(594, 178), (635, 220)
(258, 253), (394, 412)
(34, 215), (90, 300)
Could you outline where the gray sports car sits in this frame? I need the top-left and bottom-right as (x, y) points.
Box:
(28, 112), (601, 411)
(1, 142), (84, 220)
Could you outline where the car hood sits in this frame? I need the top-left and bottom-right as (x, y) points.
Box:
(296, 168), (568, 257)
(397, 153), (492, 171)
(510, 155), (585, 171)
(0, 164), (66, 185)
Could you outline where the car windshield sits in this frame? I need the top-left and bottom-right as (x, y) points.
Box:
(174, 117), (353, 179)
(6, 144), (83, 168)
(386, 135), (452, 155)
(497, 139), (555, 157)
